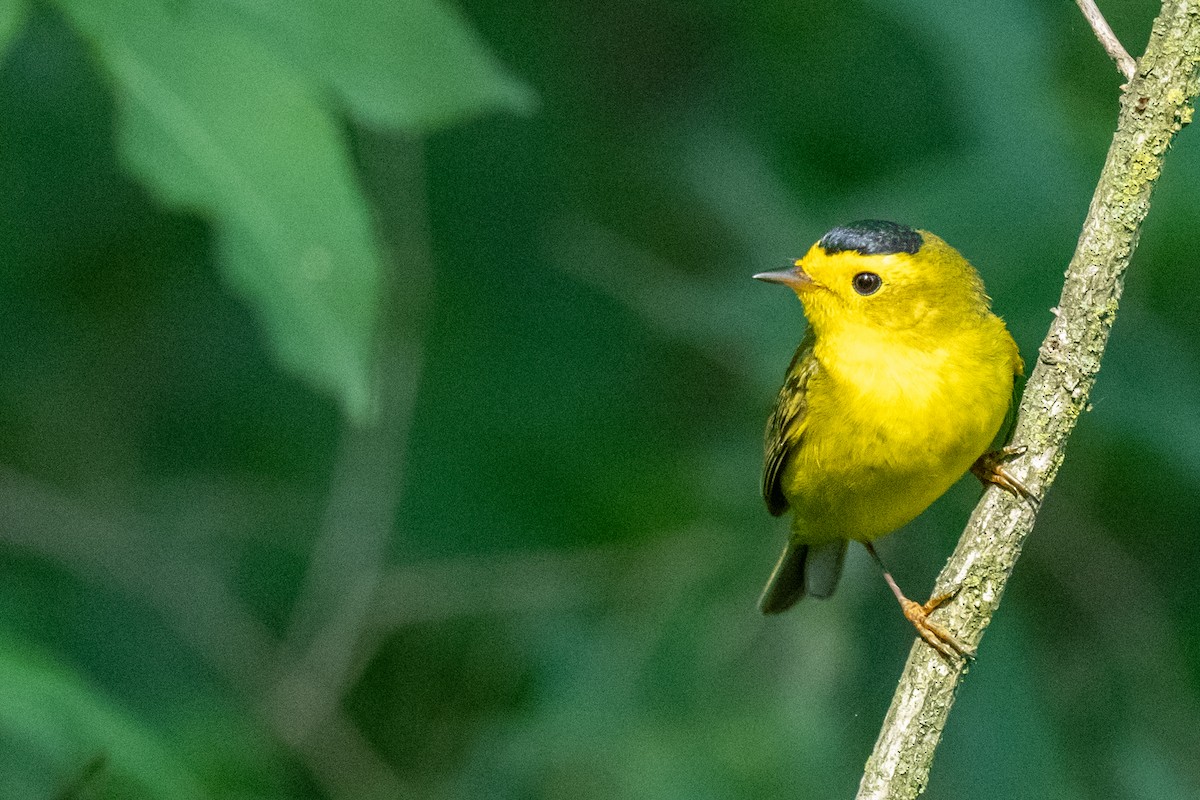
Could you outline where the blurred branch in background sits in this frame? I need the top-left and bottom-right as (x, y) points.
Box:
(858, 2), (1200, 797)
(552, 219), (770, 381)
(367, 548), (617, 629)
(268, 134), (432, 765)
(0, 468), (408, 799)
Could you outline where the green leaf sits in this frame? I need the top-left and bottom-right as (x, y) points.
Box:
(212, 0), (537, 130)
(0, 647), (206, 799)
(59, 0), (381, 420)
(0, 0), (25, 62)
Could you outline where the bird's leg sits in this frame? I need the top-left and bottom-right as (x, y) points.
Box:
(972, 445), (1039, 507)
(863, 542), (975, 661)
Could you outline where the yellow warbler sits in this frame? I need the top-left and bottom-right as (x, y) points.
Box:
(754, 220), (1032, 658)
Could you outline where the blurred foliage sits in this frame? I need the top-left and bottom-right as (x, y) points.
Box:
(0, 0), (1198, 798)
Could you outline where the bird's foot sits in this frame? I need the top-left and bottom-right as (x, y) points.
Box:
(972, 445), (1039, 508)
(899, 589), (975, 661)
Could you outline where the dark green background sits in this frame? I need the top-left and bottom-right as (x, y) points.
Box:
(1, 0), (1197, 798)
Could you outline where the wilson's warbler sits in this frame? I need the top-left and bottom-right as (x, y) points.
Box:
(754, 220), (1033, 659)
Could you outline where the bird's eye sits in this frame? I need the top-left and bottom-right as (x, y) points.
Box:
(852, 272), (882, 296)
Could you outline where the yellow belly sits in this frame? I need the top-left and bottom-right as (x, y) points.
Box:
(782, 322), (1015, 544)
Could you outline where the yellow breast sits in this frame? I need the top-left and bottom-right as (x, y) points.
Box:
(783, 317), (1016, 543)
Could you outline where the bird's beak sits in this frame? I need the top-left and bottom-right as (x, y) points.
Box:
(753, 262), (813, 290)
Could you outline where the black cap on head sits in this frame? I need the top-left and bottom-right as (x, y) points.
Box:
(818, 220), (923, 256)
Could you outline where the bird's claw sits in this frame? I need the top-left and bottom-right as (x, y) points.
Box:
(900, 591), (976, 661)
(972, 445), (1039, 508)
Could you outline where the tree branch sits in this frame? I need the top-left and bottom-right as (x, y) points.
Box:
(856, 3), (1200, 798)
(274, 132), (432, 752)
(1075, 0), (1139, 82)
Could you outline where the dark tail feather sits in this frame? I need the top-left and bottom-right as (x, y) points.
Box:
(804, 540), (847, 599)
(759, 541), (808, 614)
(758, 540), (848, 613)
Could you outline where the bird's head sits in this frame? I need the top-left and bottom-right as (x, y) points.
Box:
(755, 220), (991, 336)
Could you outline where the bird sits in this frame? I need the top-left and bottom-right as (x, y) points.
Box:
(754, 220), (1034, 659)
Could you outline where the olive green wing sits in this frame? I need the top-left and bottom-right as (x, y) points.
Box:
(762, 329), (817, 516)
(990, 359), (1027, 450)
